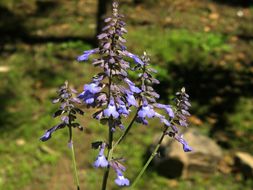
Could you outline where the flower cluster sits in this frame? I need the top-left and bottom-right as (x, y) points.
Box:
(92, 142), (129, 186)
(167, 87), (192, 152)
(40, 81), (84, 142)
(40, 1), (192, 189)
(132, 53), (175, 127)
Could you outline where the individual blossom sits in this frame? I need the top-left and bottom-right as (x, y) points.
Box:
(138, 104), (155, 119)
(77, 48), (99, 62)
(114, 169), (130, 186)
(103, 98), (120, 118)
(110, 159), (130, 187)
(124, 78), (142, 94)
(154, 112), (171, 127)
(174, 134), (193, 152)
(94, 143), (109, 168)
(116, 98), (129, 117)
(125, 91), (138, 107)
(136, 102), (155, 125)
(40, 123), (65, 142)
(84, 83), (102, 94)
(155, 103), (175, 118)
(78, 82), (102, 105)
(122, 50), (144, 66)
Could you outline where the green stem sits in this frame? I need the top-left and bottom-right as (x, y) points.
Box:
(101, 119), (114, 190)
(131, 126), (168, 188)
(112, 107), (140, 150)
(69, 127), (80, 190)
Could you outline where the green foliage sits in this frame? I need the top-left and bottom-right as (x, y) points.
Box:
(128, 28), (231, 63)
(226, 98), (253, 152)
(0, 0), (252, 189)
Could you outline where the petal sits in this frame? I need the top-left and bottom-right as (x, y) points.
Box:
(126, 93), (137, 107)
(175, 135), (193, 152)
(77, 48), (98, 62)
(115, 170), (130, 186)
(40, 131), (52, 142)
(123, 51), (144, 65)
(129, 85), (142, 94)
(93, 155), (109, 168)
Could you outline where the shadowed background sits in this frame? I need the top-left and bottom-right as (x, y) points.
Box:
(0, 0), (253, 189)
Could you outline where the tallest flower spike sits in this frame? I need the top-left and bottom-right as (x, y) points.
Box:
(75, 2), (147, 187)
(76, 2), (143, 66)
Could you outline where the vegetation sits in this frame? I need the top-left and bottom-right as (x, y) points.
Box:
(0, 0), (253, 189)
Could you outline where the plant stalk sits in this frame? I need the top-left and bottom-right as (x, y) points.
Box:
(101, 118), (114, 190)
(131, 126), (168, 188)
(69, 127), (80, 190)
(112, 107), (141, 151)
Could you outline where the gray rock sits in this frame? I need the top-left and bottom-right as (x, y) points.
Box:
(152, 128), (223, 178)
(234, 152), (253, 179)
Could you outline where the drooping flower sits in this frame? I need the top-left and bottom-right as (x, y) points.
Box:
(104, 99), (120, 118)
(77, 48), (99, 62)
(84, 83), (102, 94)
(124, 78), (141, 93)
(138, 104), (155, 118)
(114, 169), (130, 186)
(40, 123), (65, 142)
(122, 50), (144, 66)
(174, 134), (193, 152)
(110, 160), (130, 187)
(117, 98), (129, 117)
(155, 103), (175, 118)
(78, 83), (102, 104)
(125, 91), (138, 107)
(154, 112), (171, 127)
(78, 91), (95, 104)
(94, 143), (109, 168)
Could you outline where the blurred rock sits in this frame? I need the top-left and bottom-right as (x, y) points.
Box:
(152, 128), (223, 178)
(209, 13), (219, 20)
(234, 152), (253, 179)
(0, 66), (10, 73)
(16, 138), (26, 146)
(218, 154), (234, 174)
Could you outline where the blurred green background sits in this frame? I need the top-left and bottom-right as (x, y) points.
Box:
(0, 0), (253, 189)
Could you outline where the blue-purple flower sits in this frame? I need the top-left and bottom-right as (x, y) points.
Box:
(155, 103), (175, 118)
(126, 91), (138, 107)
(124, 78), (142, 93)
(84, 83), (102, 94)
(154, 112), (171, 126)
(174, 134), (193, 152)
(136, 103), (156, 125)
(40, 123), (65, 142)
(117, 99), (129, 117)
(78, 83), (102, 104)
(78, 91), (95, 104)
(77, 48), (99, 62)
(138, 104), (155, 118)
(40, 130), (52, 141)
(104, 99), (120, 118)
(123, 50), (144, 66)
(94, 143), (109, 168)
(114, 169), (130, 186)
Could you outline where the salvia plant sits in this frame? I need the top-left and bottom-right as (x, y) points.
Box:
(40, 2), (192, 190)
